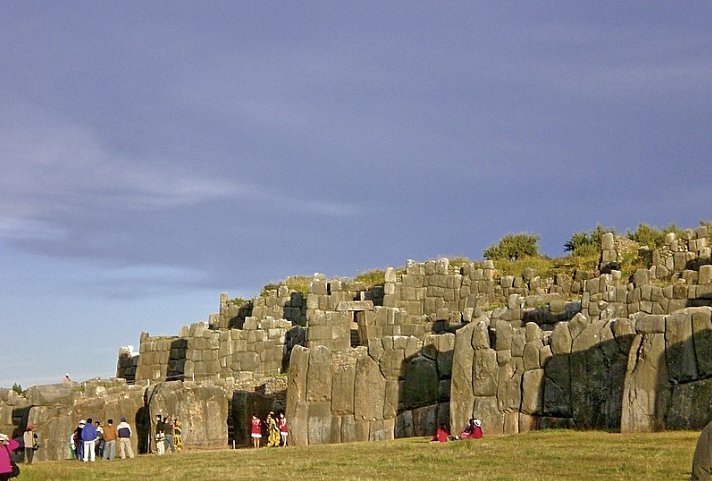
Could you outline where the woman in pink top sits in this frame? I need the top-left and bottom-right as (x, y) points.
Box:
(0, 433), (20, 481)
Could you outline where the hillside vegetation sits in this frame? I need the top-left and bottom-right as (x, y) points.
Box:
(261, 223), (712, 297)
(18, 430), (697, 481)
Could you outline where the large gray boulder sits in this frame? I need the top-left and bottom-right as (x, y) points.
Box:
(306, 345), (333, 402)
(620, 333), (668, 432)
(25, 383), (76, 407)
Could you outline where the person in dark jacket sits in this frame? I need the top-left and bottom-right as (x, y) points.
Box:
(116, 417), (134, 459)
(692, 420), (712, 481)
(80, 418), (97, 462)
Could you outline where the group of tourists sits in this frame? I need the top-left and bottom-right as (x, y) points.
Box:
(70, 417), (135, 462)
(250, 412), (288, 448)
(154, 414), (183, 455)
(431, 418), (484, 443)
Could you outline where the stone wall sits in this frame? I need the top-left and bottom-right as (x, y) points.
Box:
(449, 306), (712, 437)
(0, 376), (288, 460)
(286, 332), (454, 446)
(133, 318), (303, 383)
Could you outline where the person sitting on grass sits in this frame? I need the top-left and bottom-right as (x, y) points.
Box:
(431, 423), (449, 443)
(459, 418), (483, 440)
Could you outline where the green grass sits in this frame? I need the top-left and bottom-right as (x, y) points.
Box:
(22, 430), (696, 481)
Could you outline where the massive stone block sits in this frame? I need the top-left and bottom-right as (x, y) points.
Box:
(307, 402), (333, 445)
(472, 348), (498, 397)
(331, 355), (357, 416)
(450, 321), (475, 432)
(521, 368), (544, 415)
(25, 383), (75, 407)
(306, 345), (333, 402)
(665, 311), (697, 382)
(354, 355), (386, 421)
(403, 355), (438, 409)
(620, 333), (669, 432)
(665, 378), (712, 429)
(543, 353), (571, 418)
(286, 345), (308, 418)
(147, 381), (230, 449)
(691, 307), (712, 377)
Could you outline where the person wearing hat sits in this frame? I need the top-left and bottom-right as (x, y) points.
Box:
(458, 418), (483, 440)
(0, 433), (20, 480)
(73, 420), (86, 462)
(472, 419), (483, 439)
(116, 417), (134, 459)
(23, 424), (38, 465)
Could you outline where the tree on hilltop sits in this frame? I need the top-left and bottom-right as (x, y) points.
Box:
(483, 233), (540, 261)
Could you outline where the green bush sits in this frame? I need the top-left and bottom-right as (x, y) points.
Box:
(483, 233), (540, 261)
(564, 225), (614, 256)
(626, 223), (683, 249)
(353, 269), (386, 288)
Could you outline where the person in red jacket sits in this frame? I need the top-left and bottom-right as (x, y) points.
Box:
(460, 418), (483, 440)
(431, 423), (449, 443)
(250, 414), (262, 448)
(278, 413), (288, 447)
(0, 433), (20, 481)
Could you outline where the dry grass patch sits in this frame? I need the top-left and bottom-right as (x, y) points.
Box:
(19, 430), (698, 481)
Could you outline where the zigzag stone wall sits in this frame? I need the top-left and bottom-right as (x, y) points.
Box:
(9, 225), (692, 456)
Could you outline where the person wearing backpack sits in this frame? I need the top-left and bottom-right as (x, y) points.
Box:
(0, 433), (20, 480)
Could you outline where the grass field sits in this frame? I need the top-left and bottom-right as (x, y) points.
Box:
(18, 430), (698, 481)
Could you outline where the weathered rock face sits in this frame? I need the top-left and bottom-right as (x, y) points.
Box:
(0, 380), (146, 461)
(448, 307), (712, 436)
(0, 376), (288, 460)
(146, 381), (230, 450)
(286, 334), (454, 446)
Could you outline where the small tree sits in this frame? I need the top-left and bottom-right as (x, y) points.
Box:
(483, 233), (540, 261)
(564, 225), (614, 257)
(11, 383), (23, 395)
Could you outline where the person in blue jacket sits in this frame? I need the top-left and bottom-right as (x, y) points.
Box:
(80, 417), (98, 462)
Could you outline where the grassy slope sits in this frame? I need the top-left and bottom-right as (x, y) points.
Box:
(20, 430), (696, 481)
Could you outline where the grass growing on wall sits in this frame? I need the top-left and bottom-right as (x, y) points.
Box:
(19, 430), (696, 481)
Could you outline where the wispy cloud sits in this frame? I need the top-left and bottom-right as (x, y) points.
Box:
(0, 99), (361, 247)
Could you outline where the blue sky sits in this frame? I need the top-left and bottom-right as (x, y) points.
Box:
(1, 1), (710, 388)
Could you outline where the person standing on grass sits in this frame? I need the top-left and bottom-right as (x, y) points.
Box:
(278, 413), (288, 447)
(74, 420), (85, 462)
(250, 414), (262, 448)
(155, 414), (166, 455)
(266, 412), (280, 447)
(117, 417), (134, 459)
(164, 417), (175, 453)
(173, 420), (183, 452)
(94, 420), (104, 458)
(102, 419), (117, 461)
(23, 424), (38, 464)
(80, 418), (97, 462)
(692, 420), (712, 480)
